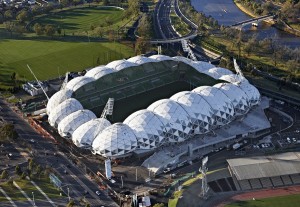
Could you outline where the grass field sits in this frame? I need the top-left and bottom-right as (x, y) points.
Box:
(0, 5), (135, 90)
(31, 7), (125, 34)
(226, 194), (300, 207)
(0, 38), (134, 89)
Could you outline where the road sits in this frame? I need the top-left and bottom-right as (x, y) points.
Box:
(0, 98), (118, 207)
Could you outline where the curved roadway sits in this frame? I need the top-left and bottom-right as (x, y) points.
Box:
(151, 0), (198, 43)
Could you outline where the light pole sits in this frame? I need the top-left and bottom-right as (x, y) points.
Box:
(32, 192), (35, 206)
(67, 187), (70, 201)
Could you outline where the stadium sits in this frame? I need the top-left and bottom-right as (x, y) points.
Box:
(46, 55), (261, 159)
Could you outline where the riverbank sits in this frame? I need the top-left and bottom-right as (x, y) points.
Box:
(233, 0), (300, 37)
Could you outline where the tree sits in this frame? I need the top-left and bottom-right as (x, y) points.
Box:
(67, 199), (75, 207)
(85, 204), (91, 207)
(95, 26), (104, 38)
(15, 164), (22, 176)
(33, 23), (44, 35)
(135, 37), (150, 55)
(16, 10), (29, 23)
(108, 30), (115, 42)
(4, 21), (15, 37)
(6, 178), (13, 187)
(137, 14), (151, 38)
(286, 59), (299, 75)
(21, 172), (27, 179)
(1, 170), (9, 179)
(153, 203), (165, 207)
(45, 24), (56, 38)
(4, 10), (13, 20)
(0, 123), (18, 141)
(28, 159), (34, 171)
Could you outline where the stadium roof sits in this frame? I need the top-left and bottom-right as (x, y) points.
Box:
(227, 152), (300, 180)
(105, 59), (138, 71)
(85, 66), (115, 79)
(127, 56), (158, 64)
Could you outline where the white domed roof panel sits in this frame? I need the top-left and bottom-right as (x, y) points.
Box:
(47, 89), (73, 115)
(127, 56), (158, 64)
(124, 110), (167, 149)
(72, 118), (111, 148)
(85, 66), (115, 79)
(106, 60), (138, 71)
(214, 83), (250, 115)
(147, 99), (192, 142)
(48, 98), (83, 127)
(170, 91), (214, 134)
(149, 55), (173, 61)
(66, 76), (94, 92)
(238, 81), (261, 106)
(57, 109), (97, 138)
(192, 86), (235, 126)
(207, 67), (234, 79)
(92, 123), (137, 157)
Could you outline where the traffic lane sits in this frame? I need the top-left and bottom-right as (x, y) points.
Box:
(60, 156), (117, 206)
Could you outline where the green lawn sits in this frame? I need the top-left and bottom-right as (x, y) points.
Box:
(31, 6), (124, 34)
(0, 39), (134, 87)
(226, 194), (300, 207)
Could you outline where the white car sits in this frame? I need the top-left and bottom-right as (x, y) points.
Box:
(96, 191), (101, 196)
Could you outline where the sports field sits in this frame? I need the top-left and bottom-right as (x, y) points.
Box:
(226, 194), (300, 207)
(0, 5), (134, 90)
(31, 6), (125, 34)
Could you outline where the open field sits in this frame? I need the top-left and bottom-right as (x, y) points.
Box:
(30, 6), (125, 34)
(226, 194), (300, 207)
(0, 39), (134, 88)
(0, 5), (135, 90)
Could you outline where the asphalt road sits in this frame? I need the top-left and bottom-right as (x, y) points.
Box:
(0, 98), (118, 207)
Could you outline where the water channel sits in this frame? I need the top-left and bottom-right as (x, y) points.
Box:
(190, 0), (300, 48)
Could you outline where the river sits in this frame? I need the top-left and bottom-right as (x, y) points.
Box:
(190, 0), (300, 48)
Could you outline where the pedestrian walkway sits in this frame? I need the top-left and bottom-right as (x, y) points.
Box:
(0, 187), (18, 207)
(31, 180), (56, 207)
(13, 181), (36, 206)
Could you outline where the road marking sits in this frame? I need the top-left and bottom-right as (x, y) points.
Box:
(0, 187), (18, 207)
(13, 181), (36, 206)
(31, 180), (56, 207)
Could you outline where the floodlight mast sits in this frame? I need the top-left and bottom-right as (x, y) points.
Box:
(199, 156), (209, 198)
(101, 98), (114, 119)
(233, 59), (245, 83)
(60, 72), (69, 90)
(26, 64), (49, 100)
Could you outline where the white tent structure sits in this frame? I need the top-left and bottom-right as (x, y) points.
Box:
(72, 118), (111, 148)
(124, 110), (167, 149)
(92, 123), (138, 158)
(57, 110), (97, 138)
(170, 91), (215, 134)
(147, 99), (192, 142)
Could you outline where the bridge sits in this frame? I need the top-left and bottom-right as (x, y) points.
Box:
(231, 14), (275, 29)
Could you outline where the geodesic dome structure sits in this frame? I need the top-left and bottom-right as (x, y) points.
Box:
(127, 56), (159, 64)
(170, 91), (215, 134)
(57, 109), (97, 138)
(85, 66), (115, 80)
(48, 98), (83, 128)
(190, 61), (215, 73)
(206, 67), (234, 79)
(46, 89), (73, 115)
(149, 55), (173, 61)
(214, 83), (250, 116)
(124, 110), (167, 149)
(105, 59), (138, 71)
(147, 99), (192, 142)
(192, 86), (235, 127)
(238, 81), (261, 106)
(92, 123), (138, 158)
(72, 118), (111, 148)
(172, 56), (194, 67)
(66, 76), (94, 92)
(219, 74), (244, 84)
